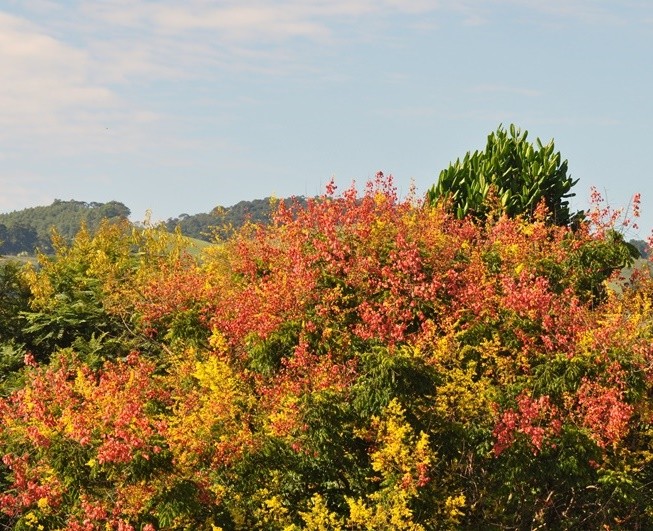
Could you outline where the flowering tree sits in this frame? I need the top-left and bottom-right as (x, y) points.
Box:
(0, 172), (652, 529)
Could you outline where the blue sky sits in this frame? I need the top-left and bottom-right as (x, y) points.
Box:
(1, 0), (652, 236)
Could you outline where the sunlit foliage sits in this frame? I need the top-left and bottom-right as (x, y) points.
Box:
(426, 124), (580, 226)
(0, 172), (652, 529)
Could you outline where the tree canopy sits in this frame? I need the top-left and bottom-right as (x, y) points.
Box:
(165, 197), (308, 242)
(0, 170), (651, 529)
(0, 200), (130, 255)
(427, 124), (580, 226)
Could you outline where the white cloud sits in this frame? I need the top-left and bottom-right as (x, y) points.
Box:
(0, 12), (115, 117)
(0, 0), (452, 159)
(5, 0), (636, 100)
(151, 5), (330, 39)
(0, 1), (645, 160)
(0, 12), (130, 154)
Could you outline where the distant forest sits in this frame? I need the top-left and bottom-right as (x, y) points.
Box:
(0, 200), (130, 255)
(0, 197), (308, 256)
(164, 197), (307, 241)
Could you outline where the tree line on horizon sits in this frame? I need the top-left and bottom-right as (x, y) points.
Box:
(0, 191), (649, 259)
(0, 198), (311, 256)
(0, 200), (131, 255)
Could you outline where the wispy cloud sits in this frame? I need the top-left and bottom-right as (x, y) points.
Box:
(79, 1), (438, 44)
(0, 0), (646, 171)
(0, 1), (453, 160)
(0, 12), (115, 123)
(0, 10), (170, 158)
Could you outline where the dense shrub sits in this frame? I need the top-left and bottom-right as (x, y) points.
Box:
(0, 174), (651, 530)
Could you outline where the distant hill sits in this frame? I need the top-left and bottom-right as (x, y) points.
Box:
(0, 200), (130, 255)
(629, 239), (649, 259)
(165, 197), (308, 242)
(0, 197), (308, 256)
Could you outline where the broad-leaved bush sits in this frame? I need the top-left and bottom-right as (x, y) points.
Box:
(0, 173), (651, 530)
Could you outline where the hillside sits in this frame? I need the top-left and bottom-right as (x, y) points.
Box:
(164, 196), (308, 242)
(0, 197), (310, 256)
(0, 200), (130, 255)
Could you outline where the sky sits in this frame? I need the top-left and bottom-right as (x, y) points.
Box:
(1, 0), (652, 236)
